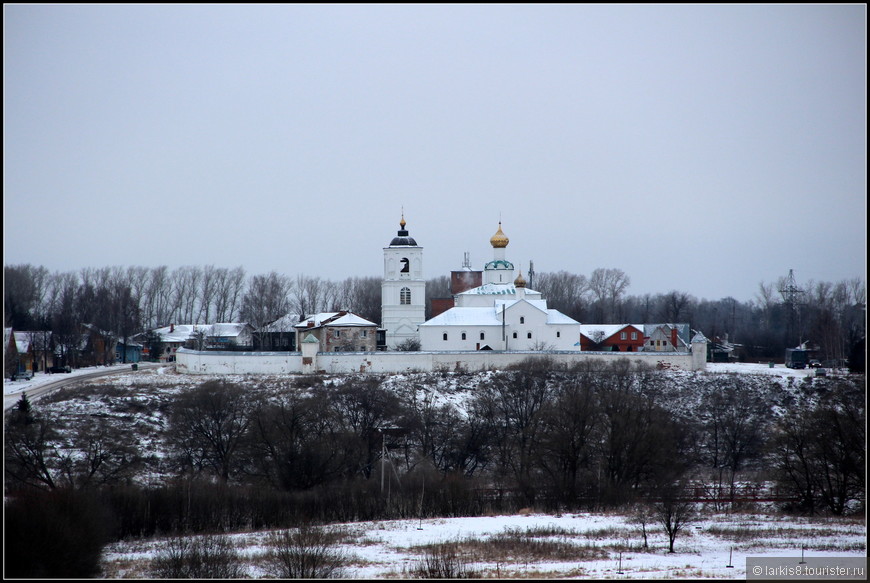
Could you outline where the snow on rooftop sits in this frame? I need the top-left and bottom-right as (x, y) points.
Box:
(419, 307), (504, 327)
(459, 282), (540, 296)
(209, 323), (250, 337)
(296, 312), (377, 328)
(153, 324), (212, 343)
(578, 324), (637, 341)
(258, 314), (301, 332)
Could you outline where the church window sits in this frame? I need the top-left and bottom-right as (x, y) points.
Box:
(556, 331), (561, 338)
(480, 332), (485, 340)
(443, 333), (448, 341)
(520, 317), (525, 324)
(527, 332), (532, 339)
(513, 332), (518, 339)
(400, 287), (411, 305)
(461, 332), (467, 340)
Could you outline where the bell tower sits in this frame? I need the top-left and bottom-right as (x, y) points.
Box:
(382, 213), (425, 349)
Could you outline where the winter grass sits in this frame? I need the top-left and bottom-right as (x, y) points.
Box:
(99, 510), (866, 579)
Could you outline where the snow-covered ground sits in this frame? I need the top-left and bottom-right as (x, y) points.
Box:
(3, 361), (821, 410)
(705, 362), (832, 378)
(3, 362), (170, 411)
(100, 510), (866, 579)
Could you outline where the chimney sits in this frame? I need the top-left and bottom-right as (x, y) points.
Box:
(671, 327), (678, 348)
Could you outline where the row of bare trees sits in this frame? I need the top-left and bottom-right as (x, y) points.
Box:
(5, 263), (865, 368)
(4, 264), (384, 368)
(7, 361), (863, 516)
(535, 268), (865, 366)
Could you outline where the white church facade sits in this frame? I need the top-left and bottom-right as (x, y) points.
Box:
(418, 223), (582, 352)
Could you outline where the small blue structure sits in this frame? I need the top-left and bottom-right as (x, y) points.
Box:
(115, 340), (143, 363)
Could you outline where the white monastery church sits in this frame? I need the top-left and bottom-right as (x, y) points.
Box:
(417, 223), (582, 351)
(381, 217), (582, 351)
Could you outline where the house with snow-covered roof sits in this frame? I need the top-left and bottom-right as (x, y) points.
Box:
(578, 324), (645, 352)
(644, 323), (691, 352)
(206, 323), (255, 350)
(254, 313), (300, 351)
(146, 324), (212, 361)
(295, 311), (378, 352)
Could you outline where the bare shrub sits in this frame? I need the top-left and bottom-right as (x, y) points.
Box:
(409, 541), (479, 579)
(150, 533), (243, 578)
(266, 523), (347, 578)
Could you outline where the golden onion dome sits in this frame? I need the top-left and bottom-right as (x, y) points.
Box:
(514, 270), (527, 288)
(490, 222), (509, 248)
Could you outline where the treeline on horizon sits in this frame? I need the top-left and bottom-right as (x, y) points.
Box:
(3, 262), (866, 365)
(4, 360), (865, 576)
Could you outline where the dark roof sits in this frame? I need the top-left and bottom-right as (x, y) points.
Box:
(389, 228), (417, 246)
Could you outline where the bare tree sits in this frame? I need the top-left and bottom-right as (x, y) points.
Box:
(653, 485), (695, 553)
(168, 380), (255, 483)
(536, 371), (600, 505)
(292, 275), (325, 319)
(196, 265), (218, 324)
(589, 268), (630, 323)
(475, 366), (552, 504)
(4, 408), (61, 490)
(695, 378), (768, 504)
(212, 266), (246, 322)
(658, 290), (694, 322)
(535, 270), (588, 321)
(62, 417), (142, 488)
(174, 266), (203, 324)
(241, 272), (293, 350)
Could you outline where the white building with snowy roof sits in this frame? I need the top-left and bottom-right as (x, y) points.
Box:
(419, 223), (582, 351)
(295, 311), (378, 352)
(148, 324), (212, 361)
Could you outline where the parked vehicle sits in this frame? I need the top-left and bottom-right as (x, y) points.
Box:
(48, 365), (72, 373)
(11, 370), (34, 381)
(785, 348), (808, 369)
(808, 359), (822, 368)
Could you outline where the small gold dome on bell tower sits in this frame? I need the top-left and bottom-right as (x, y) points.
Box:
(490, 222), (509, 248)
(514, 270), (527, 288)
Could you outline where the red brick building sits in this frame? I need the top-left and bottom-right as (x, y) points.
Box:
(578, 324), (645, 352)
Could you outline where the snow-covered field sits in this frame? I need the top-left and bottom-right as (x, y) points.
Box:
(100, 510), (866, 579)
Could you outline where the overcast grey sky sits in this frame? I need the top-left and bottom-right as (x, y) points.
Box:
(4, 4), (866, 302)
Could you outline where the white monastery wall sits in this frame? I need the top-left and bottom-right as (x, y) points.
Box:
(176, 347), (701, 375)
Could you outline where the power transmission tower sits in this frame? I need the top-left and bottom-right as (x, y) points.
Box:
(779, 269), (804, 347)
(528, 260), (535, 290)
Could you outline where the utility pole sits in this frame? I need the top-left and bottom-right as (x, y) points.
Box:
(779, 269), (804, 347)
